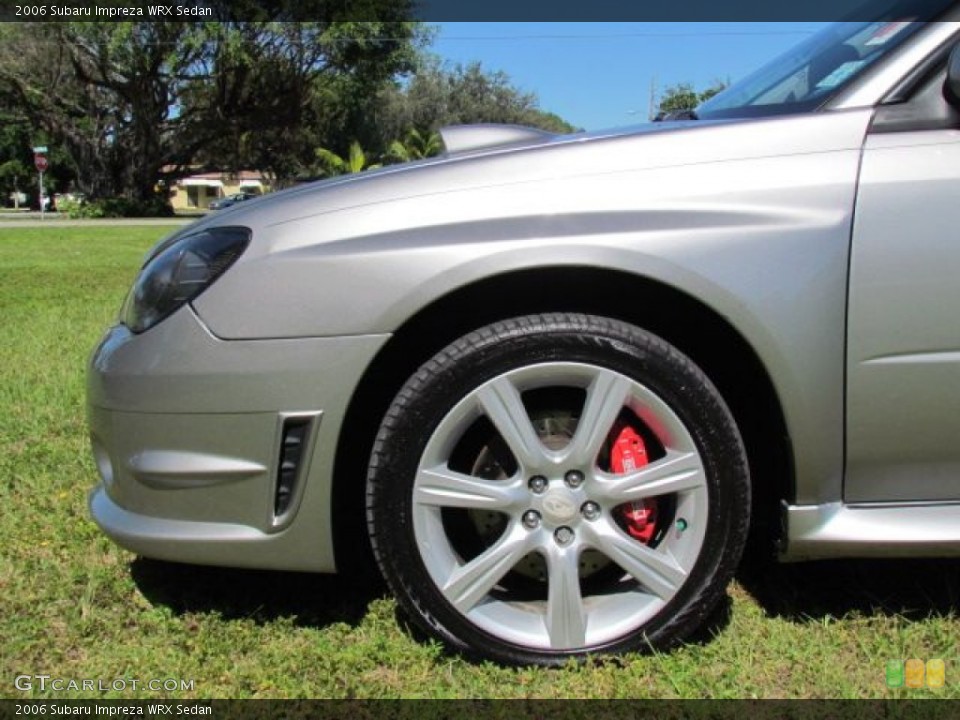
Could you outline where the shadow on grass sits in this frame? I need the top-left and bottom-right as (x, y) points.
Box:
(133, 554), (737, 655)
(738, 557), (960, 621)
(392, 582), (735, 663)
(131, 557), (386, 629)
(131, 555), (954, 643)
(685, 592), (735, 645)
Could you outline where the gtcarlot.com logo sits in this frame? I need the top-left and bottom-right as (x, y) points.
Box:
(15, 675), (195, 693)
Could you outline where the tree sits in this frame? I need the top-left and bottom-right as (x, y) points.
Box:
(315, 141), (382, 176)
(0, 10), (422, 208)
(0, 111), (74, 208)
(0, 159), (30, 208)
(199, 20), (426, 189)
(386, 128), (443, 163)
(369, 58), (577, 151)
(0, 116), (31, 208)
(1, 23), (200, 204)
(655, 81), (728, 119)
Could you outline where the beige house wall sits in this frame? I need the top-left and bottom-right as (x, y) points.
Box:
(169, 172), (270, 211)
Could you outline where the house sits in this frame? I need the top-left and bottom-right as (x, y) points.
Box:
(168, 170), (270, 211)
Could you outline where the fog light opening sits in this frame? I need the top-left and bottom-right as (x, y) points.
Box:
(274, 418), (310, 517)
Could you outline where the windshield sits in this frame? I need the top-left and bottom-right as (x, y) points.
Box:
(697, 2), (955, 119)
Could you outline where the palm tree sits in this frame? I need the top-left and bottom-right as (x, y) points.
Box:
(386, 128), (443, 164)
(314, 141), (382, 177)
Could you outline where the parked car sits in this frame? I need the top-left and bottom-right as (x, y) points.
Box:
(208, 191), (257, 210)
(88, 6), (960, 665)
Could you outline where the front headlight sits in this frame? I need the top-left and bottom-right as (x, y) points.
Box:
(121, 226), (250, 333)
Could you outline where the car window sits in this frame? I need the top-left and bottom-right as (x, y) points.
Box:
(697, 0), (955, 119)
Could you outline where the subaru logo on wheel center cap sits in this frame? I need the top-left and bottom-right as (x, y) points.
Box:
(542, 490), (577, 523)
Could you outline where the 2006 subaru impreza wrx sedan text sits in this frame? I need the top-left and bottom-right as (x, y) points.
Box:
(88, 4), (960, 665)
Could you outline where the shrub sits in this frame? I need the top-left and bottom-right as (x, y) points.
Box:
(61, 196), (173, 219)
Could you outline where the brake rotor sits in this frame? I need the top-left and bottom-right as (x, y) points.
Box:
(467, 410), (659, 583)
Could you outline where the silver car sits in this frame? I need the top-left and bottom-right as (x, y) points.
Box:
(88, 8), (960, 665)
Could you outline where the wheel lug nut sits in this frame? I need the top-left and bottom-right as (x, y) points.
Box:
(581, 501), (601, 521)
(564, 470), (584, 488)
(522, 510), (541, 529)
(528, 475), (548, 494)
(554, 526), (575, 546)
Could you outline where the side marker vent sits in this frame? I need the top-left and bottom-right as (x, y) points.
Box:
(275, 418), (310, 517)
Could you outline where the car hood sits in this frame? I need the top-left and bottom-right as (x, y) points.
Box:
(177, 111), (870, 243)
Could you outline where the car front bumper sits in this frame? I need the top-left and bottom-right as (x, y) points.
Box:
(87, 307), (388, 572)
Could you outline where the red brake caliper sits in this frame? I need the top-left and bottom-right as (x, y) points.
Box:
(610, 423), (659, 544)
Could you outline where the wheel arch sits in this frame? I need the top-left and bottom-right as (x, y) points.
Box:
(331, 265), (793, 573)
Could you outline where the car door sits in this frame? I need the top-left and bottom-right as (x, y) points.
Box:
(846, 44), (960, 502)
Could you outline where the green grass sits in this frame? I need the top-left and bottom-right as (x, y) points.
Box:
(1, 225), (958, 699)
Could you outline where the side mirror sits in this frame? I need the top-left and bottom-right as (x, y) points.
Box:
(946, 43), (960, 107)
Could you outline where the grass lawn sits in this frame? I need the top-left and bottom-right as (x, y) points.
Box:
(1, 225), (958, 699)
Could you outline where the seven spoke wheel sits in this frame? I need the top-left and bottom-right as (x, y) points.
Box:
(367, 314), (749, 665)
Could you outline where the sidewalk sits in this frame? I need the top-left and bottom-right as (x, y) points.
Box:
(0, 211), (198, 227)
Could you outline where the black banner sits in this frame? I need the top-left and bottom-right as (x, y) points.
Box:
(0, 0), (957, 22)
(0, 700), (957, 720)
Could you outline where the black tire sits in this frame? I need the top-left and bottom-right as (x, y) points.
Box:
(366, 313), (750, 665)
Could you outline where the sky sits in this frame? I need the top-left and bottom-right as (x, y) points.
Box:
(431, 22), (830, 130)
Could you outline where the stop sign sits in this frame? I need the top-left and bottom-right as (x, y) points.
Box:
(34, 154), (48, 172)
